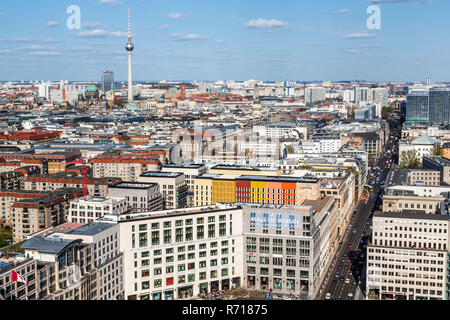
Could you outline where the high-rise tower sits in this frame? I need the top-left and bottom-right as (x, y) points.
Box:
(126, 7), (134, 102)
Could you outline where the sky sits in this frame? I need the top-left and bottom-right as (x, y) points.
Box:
(0, 0), (449, 82)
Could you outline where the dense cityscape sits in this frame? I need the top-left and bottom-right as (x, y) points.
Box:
(1, 2), (449, 305)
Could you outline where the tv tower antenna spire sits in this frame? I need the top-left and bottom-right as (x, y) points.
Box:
(126, 7), (134, 103)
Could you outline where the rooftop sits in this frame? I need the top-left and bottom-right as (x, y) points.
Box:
(163, 164), (205, 169)
(110, 182), (158, 189)
(66, 222), (115, 236)
(21, 236), (81, 255)
(374, 211), (450, 221)
(140, 171), (183, 178)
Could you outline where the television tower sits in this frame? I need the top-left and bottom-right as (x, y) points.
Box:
(126, 7), (134, 102)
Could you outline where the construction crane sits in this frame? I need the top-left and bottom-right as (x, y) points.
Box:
(109, 82), (115, 111)
(66, 158), (89, 198)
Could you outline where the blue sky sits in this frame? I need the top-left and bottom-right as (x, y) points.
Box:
(0, 0), (449, 82)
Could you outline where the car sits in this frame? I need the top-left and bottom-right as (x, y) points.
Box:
(347, 243), (352, 248)
(335, 272), (339, 278)
(353, 229), (357, 234)
(325, 293), (331, 300)
(348, 292), (354, 298)
(340, 276), (345, 281)
(344, 265), (349, 270)
(347, 259), (351, 263)
(345, 278), (350, 284)
(353, 280), (357, 285)
(337, 265), (343, 270)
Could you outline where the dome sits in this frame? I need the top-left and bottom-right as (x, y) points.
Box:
(126, 42), (134, 52)
(86, 84), (99, 93)
(127, 103), (140, 111)
(253, 98), (261, 104)
(158, 96), (165, 103)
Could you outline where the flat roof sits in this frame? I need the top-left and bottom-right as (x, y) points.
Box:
(66, 222), (115, 236)
(374, 211), (450, 221)
(111, 182), (158, 189)
(163, 164), (205, 169)
(210, 164), (278, 172)
(140, 171), (182, 178)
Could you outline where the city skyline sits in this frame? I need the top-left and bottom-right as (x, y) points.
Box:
(0, 0), (449, 82)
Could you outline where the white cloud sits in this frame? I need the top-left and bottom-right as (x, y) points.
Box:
(167, 12), (183, 19)
(99, 0), (122, 4)
(357, 44), (384, 48)
(27, 45), (44, 50)
(167, 33), (210, 41)
(82, 22), (103, 29)
(28, 51), (61, 56)
(341, 49), (361, 53)
(335, 9), (351, 13)
(73, 29), (128, 38)
(160, 24), (172, 29)
(243, 18), (290, 31)
(47, 21), (61, 27)
(341, 33), (376, 39)
(0, 11), (7, 19)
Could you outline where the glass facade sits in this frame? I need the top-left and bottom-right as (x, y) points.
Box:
(406, 90), (429, 122)
(429, 88), (450, 124)
(102, 71), (115, 93)
(407, 88), (450, 124)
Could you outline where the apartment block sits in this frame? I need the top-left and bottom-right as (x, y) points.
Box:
(24, 172), (122, 197)
(68, 196), (128, 224)
(108, 182), (164, 212)
(9, 189), (83, 243)
(137, 172), (188, 209)
(92, 158), (160, 182)
(162, 164), (207, 207)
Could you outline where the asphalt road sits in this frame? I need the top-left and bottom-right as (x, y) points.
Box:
(319, 115), (401, 300)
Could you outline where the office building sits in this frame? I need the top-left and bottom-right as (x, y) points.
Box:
(406, 90), (429, 122)
(119, 205), (245, 300)
(366, 211), (449, 300)
(101, 71), (114, 93)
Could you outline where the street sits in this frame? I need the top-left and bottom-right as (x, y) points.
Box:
(319, 114), (401, 300)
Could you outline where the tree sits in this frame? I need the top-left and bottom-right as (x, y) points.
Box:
(381, 105), (394, 120)
(399, 149), (421, 169)
(433, 146), (444, 157)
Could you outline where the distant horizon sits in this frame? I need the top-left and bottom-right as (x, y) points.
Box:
(2, 79), (449, 84)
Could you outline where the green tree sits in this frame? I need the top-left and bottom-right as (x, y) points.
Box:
(399, 149), (421, 169)
(381, 106), (394, 120)
(433, 146), (444, 157)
